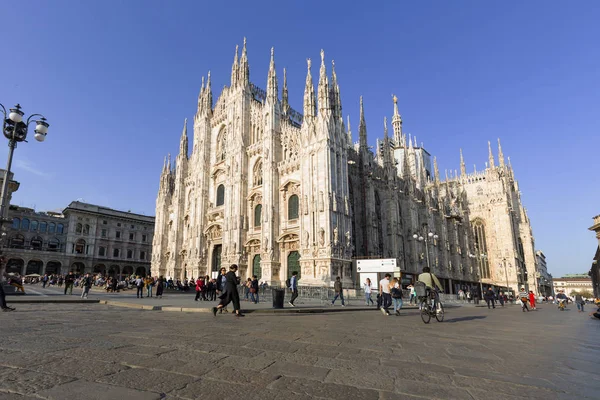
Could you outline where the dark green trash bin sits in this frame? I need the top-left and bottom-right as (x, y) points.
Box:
(272, 288), (285, 309)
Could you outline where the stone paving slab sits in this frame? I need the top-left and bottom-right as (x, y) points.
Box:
(0, 302), (597, 399)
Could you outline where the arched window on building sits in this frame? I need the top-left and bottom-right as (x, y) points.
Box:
(30, 220), (38, 231)
(127, 249), (133, 259)
(39, 222), (47, 233)
(76, 223), (82, 234)
(21, 218), (30, 231)
(12, 218), (20, 229)
(48, 223), (56, 233)
(99, 246), (106, 257)
(113, 248), (120, 258)
(48, 238), (60, 252)
(472, 219), (490, 279)
(253, 159), (263, 187)
(216, 184), (225, 206)
(30, 236), (43, 250)
(57, 224), (64, 234)
(288, 194), (299, 220)
(74, 239), (86, 254)
(216, 126), (226, 162)
(254, 204), (262, 227)
(9, 234), (25, 248)
(83, 224), (90, 235)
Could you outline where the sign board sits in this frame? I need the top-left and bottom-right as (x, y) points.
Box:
(356, 259), (397, 273)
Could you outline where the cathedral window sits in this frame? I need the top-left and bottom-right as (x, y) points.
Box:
(76, 223), (82, 234)
(216, 184), (225, 206)
(216, 127), (226, 162)
(472, 219), (490, 279)
(254, 204), (262, 227)
(253, 160), (263, 187)
(288, 195), (299, 220)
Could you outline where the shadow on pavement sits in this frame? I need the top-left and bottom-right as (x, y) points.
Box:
(444, 315), (487, 323)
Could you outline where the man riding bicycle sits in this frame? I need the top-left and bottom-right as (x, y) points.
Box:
(417, 266), (444, 308)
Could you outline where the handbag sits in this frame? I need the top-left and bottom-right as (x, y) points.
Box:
(250, 288), (256, 294)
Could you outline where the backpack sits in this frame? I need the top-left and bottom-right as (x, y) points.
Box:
(285, 278), (291, 288)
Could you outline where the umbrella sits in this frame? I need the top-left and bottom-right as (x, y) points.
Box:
(25, 274), (41, 277)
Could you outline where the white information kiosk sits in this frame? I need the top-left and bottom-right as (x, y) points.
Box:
(355, 259), (400, 290)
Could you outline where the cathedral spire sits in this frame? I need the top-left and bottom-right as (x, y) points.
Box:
(488, 140), (495, 168)
(281, 67), (289, 116)
(167, 153), (172, 174)
(197, 76), (205, 110)
(358, 96), (367, 151)
(347, 115), (352, 146)
(317, 49), (330, 113)
(162, 155), (168, 174)
(391, 94), (403, 147)
(231, 44), (239, 87)
(266, 47), (278, 102)
(330, 60), (340, 118)
(239, 37), (250, 86)
(179, 118), (188, 159)
(204, 71), (213, 113)
(434, 156), (440, 184)
(383, 117), (392, 170)
(303, 58), (316, 117)
(460, 148), (466, 177)
(497, 138), (505, 166)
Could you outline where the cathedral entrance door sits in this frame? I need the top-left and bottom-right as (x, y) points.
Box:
(211, 245), (222, 278)
(253, 254), (262, 280)
(287, 251), (301, 280)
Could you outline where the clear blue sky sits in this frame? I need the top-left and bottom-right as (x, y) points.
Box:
(1, 1), (598, 277)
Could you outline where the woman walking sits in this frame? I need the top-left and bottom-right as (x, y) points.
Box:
(390, 277), (403, 316)
(155, 276), (164, 298)
(216, 267), (229, 313)
(213, 265), (244, 317)
(363, 278), (374, 306)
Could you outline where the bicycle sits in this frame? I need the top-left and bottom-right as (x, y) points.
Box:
(419, 290), (444, 324)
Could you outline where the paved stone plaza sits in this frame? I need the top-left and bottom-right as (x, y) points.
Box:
(0, 302), (598, 400)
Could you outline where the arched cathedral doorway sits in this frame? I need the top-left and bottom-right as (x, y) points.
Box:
(287, 251), (300, 280)
(252, 254), (261, 280)
(211, 245), (222, 278)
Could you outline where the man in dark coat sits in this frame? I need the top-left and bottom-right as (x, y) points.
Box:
(213, 265), (244, 317)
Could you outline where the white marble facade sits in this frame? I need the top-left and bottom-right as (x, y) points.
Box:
(151, 40), (539, 294)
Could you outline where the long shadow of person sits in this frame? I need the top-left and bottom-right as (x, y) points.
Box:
(444, 316), (487, 323)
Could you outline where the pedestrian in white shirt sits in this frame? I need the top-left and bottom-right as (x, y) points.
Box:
(379, 274), (392, 316)
(363, 278), (374, 306)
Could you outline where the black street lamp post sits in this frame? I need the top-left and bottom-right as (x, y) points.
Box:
(0, 103), (49, 242)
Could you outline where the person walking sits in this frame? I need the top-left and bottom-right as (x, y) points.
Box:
(498, 291), (505, 307)
(575, 293), (585, 312)
(135, 275), (144, 298)
(390, 277), (403, 316)
(379, 273), (392, 315)
(145, 275), (154, 298)
(331, 277), (345, 306)
(212, 264), (244, 317)
(216, 267), (228, 313)
(0, 257), (15, 312)
(484, 287), (496, 309)
(519, 287), (530, 312)
(364, 278), (374, 306)
(250, 275), (259, 304)
(195, 277), (204, 301)
(408, 284), (416, 305)
(528, 290), (536, 310)
(42, 274), (48, 289)
(80, 273), (92, 299)
(156, 276), (164, 298)
(64, 272), (75, 295)
(288, 271), (299, 307)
